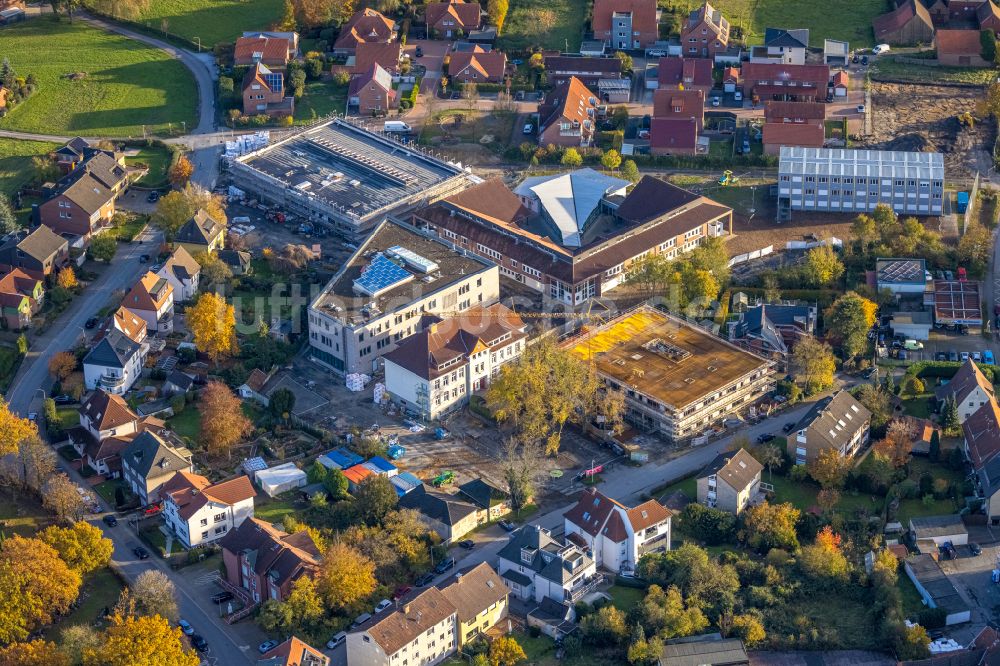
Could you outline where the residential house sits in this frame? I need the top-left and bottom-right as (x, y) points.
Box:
(653, 88), (705, 131)
(936, 29), (990, 66)
(935, 358), (995, 423)
(219, 249), (253, 275)
(0, 225), (69, 278)
(823, 39), (850, 66)
(383, 304), (527, 420)
(334, 9), (397, 54)
(457, 478), (511, 522)
(496, 525), (598, 604)
(220, 517), (321, 603)
(399, 485), (479, 543)
(157, 246), (201, 302)
(425, 0), (482, 38)
(740, 63), (831, 103)
(234, 33), (297, 69)
(762, 122), (825, 154)
(120, 430), (194, 505)
(342, 68), (391, 113)
(657, 56), (713, 93)
(964, 398), (1000, 524)
(649, 117), (699, 155)
(680, 1), (730, 58)
(872, 0), (934, 45)
(0, 268), (42, 330)
(537, 76), (599, 147)
(660, 635), (749, 666)
(439, 563), (509, 647)
(726, 303), (817, 366)
(950, 0), (989, 21)
(526, 598), (576, 640)
(346, 588), (457, 666)
(258, 637), (329, 666)
(238, 368), (272, 404)
(979, 0), (1000, 31)
(592, 0), (659, 50)
(750, 28), (809, 65)
(161, 471), (257, 549)
(124, 271), (174, 334)
(175, 209), (225, 255)
(163, 370), (194, 396)
(790, 390), (872, 465)
(763, 101), (825, 124)
(54, 136), (92, 171)
(448, 49), (507, 84)
(351, 42), (402, 76)
(83, 330), (145, 395)
(39, 147), (129, 238)
(545, 56), (622, 88)
(563, 488), (672, 573)
(924, 0), (950, 25)
(242, 63), (294, 118)
(696, 448), (765, 515)
(69, 389), (156, 477)
(107, 305), (148, 345)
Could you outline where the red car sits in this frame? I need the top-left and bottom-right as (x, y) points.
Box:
(393, 585), (412, 601)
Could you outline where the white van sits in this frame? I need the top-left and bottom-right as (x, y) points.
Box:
(383, 121), (412, 133)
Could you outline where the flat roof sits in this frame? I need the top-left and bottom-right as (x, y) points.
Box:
(906, 553), (970, 616)
(311, 219), (492, 324)
(779, 146), (944, 180)
(237, 119), (464, 222)
(876, 258), (926, 285)
(934, 280), (982, 324)
(910, 514), (967, 538)
(562, 306), (770, 410)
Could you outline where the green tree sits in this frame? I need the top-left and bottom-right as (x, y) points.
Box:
(637, 584), (708, 639)
(626, 624), (661, 665)
(958, 222), (992, 274)
(0, 193), (16, 234)
(307, 460), (328, 484)
(857, 384), (893, 430)
(561, 148), (583, 167)
(825, 291), (877, 359)
(928, 430), (941, 461)
(268, 388), (296, 419)
(850, 213), (877, 255)
(354, 475), (398, 525)
(323, 467), (349, 499)
(601, 149), (622, 171)
(942, 395), (960, 432)
(739, 501), (800, 552)
(614, 50), (634, 74)
(802, 244), (844, 287)
(982, 29), (997, 62)
(621, 159), (640, 183)
(581, 605), (629, 646)
(88, 235), (117, 263)
(790, 337), (836, 395)
(893, 623), (931, 660)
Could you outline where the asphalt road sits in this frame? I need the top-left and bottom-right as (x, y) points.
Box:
(6, 228), (162, 416)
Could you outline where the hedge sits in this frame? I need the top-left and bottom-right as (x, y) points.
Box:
(905, 360), (998, 383)
(399, 77), (421, 109)
(463, 82), (537, 93)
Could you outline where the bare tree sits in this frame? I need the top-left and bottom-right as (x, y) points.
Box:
(131, 570), (179, 622)
(499, 438), (542, 514)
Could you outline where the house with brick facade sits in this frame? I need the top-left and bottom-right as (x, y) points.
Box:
(537, 76), (599, 147)
(220, 517), (321, 604)
(936, 29), (990, 66)
(740, 62), (831, 103)
(425, 0), (482, 38)
(242, 63), (294, 118)
(448, 49), (507, 83)
(649, 117), (699, 155)
(657, 56), (713, 93)
(234, 32), (297, 69)
(681, 1), (730, 57)
(592, 0), (659, 49)
(39, 148), (129, 238)
(0, 225), (69, 279)
(348, 63), (396, 114)
(653, 88), (705, 131)
(334, 9), (397, 54)
(351, 42), (402, 75)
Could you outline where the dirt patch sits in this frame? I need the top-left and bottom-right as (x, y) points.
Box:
(867, 82), (994, 179)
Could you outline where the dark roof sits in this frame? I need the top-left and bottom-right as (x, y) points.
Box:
(545, 56), (621, 76)
(165, 370), (194, 391)
(700, 448), (762, 492)
(614, 176), (701, 224)
(496, 524), (593, 585)
(905, 554), (971, 616)
(443, 178), (530, 226)
(218, 518), (321, 589)
(218, 249), (252, 269)
(12, 225), (67, 262)
(660, 635), (748, 666)
(83, 330), (141, 369)
(457, 478), (508, 509)
(966, 399), (1000, 469)
(934, 358), (995, 405)
(763, 27), (809, 48)
(909, 514), (967, 538)
(176, 209), (224, 245)
(121, 431), (191, 481)
(873, 0), (933, 39)
(794, 390), (872, 452)
(398, 486), (478, 527)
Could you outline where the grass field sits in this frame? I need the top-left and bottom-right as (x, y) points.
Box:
(53, 567), (124, 645)
(294, 80), (348, 124)
(710, 0), (883, 47)
(0, 18), (197, 137)
(167, 406), (201, 441)
(0, 138), (61, 197)
(0, 493), (54, 537)
(102, 0), (285, 47)
(125, 146), (173, 187)
(870, 58), (998, 85)
(255, 494), (298, 524)
(498, 0), (589, 52)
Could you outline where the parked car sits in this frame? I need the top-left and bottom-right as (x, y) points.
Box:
(415, 46), (423, 57)
(711, 96), (721, 107)
(498, 520), (516, 532)
(935, 351), (948, 361)
(973, 351), (983, 362)
(102, 514), (118, 527)
(945, 270), (954, 280)
(351, 613), (373, 628)
(985, 350), (996, 365)
(897, 349), (908, 360)
(191, 635), (208, 653)
(327, 632), (348, 650)
(782, 422), (796, 433)
(435, 557), (456, 574)
(258, 640), (280, 654)
(374, 599), (393, 614)
(860, 55), (869, 66)
(756, 433), (775, 444)
(522, 123), (534, 135)
(852, 54), (860, 64)
(856, 104), (866, 114)
(178, 620), (194, 636)
(961, 351), (971, 361)
(393, 585), (412, 600)
(903, 340), (923, 351)
(734, 90), (743, 102)
(873, 43), (891, 55)
(210, 591), (233, 604)
(146, 191), (160, 203)
(970, 542), (983, 556)
(458, 539), (475, 550)
(133, 546), (149, 560)
(52, 394), (75, 405)
(84, 316), (99, 329)
(948, 350), (959, 361)
(414, 573), (435, 587)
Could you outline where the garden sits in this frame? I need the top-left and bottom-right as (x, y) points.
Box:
(707, 0), (884, 47)
(0, 17), (197, 137)
(0, 138), (60, 197)
(498, 0), (589, 52)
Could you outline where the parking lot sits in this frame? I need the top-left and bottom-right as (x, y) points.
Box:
(879, 329), (996, 364)
(937, 523), (1000, 642)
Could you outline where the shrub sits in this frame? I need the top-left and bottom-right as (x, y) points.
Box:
(918, 607), (947, 629)
(681, 503), (737, 545)
(169, 394), (186, 415)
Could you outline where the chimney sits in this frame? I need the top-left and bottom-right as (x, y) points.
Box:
(403, 604), (411, 614)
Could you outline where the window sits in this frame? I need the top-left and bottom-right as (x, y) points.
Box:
(214, 512), (226, 522)
(200, 518), (208, 526)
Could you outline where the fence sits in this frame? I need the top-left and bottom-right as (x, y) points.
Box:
(786, 236), (842, 250)
(728, 244), (773, 267)
(964, 171), (981, 234)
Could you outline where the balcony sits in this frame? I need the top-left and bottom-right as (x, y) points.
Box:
(568, 573), (604, 602)
(99, 373), (127, 391)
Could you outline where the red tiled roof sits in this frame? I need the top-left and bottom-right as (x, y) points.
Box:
(352, 42), (402, 74)
(425, 0), (482, 30)
(234, 35), (291, 66)
(762, 122), (825, 148)
(741, 62), (831, 85)
(592, 0), (657, 35)
(448, 50), (508, 81)
(335, 9), (395, 50)
(80, 390), (139, 432)
(443, 178), (530, 227)
(649, 117), (698, 150)
(964, 398), (1000, 468)
(539, 76), (598, 137)
(722, 66), (739, 82)
(873, 0), (933, 40)
(125, 271), (172, 313)
(833, 70), (849, 87)
(657, 57), (713, 89)
(763, 100), (825, 123)
(260, 636), (329, 666)
(936, 28), (983, 55)
(653, 88), (705, 118)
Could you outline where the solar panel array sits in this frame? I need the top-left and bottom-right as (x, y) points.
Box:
(386, 245), (440, 273)
(265, 72), (283, 93)
(353, 254), (414, 296)
(877, 259), (923, 284)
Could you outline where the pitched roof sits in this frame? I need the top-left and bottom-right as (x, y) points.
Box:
(544, 56), (621, 76)
(832, 70), (849, 87)
(764, 27), (809, 48)
(71, 151), (128, 191)
(425, 0), (482, 29)
(701, 448), (763, 492)
(439, 562), (508, 623)
(165, 370), (194, 391)
(243, 62), (283, 94)
(685, 1), (729, 38)
(109, 305), (147, 344)
(653, 88), (705, 119)
(219, 518), (321, 589)
(234, 34), (292, 65)
(348, 63), (395, 97)
(649, 117), (699, 151)
(0, 268), (40, 299)
(335, 9), (396, 49)
(625, 499), (672, 532)
(161, 245), (201, 283)
(15, 225), (67, 262)
(936, 28), (983, 55)
(363, 588), (456, 655)
(964, 397), (1000, 468)
(661, 636), (748, 666)
(978, 0), (1000, 24)
(592, 0), (658, 35)
(243, 368), (269, 393)
(497, 524), (593, 585)
(762, 122), (826, 148)
(176, 209), (224, 246)
(873, 0), (933, 39)
(934, 358), (995, 405)
(740, 62), (831, 84)
(257, 636), (329, 666)
(165, 472), (257, 520)
(443, 178), (530, 227)
(80, 389), (139, 431)
(219, 249), (252, 269)
(763, 100), (826, 122)
(614, 176), (711, 224)
(56, 172), (114, 215)
(352, 42), (402, 74)
(448, 50), (507, 80)
(399, 485), (478, 526)
(125, 271), (173, 312)
(796, 390), (872, 452)
(657, 57), (713, 88)
(457, 478), (508, 509)
(538, 76), (598, 139)
(383, 303), (526, 381)
(83, 330), (141, 369)
(122, 430), (192, 481)
(564, 487), (622, 537)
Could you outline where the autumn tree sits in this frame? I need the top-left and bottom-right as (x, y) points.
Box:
(83, 613), (200, 666)
(0, 535), (82, 644)
(601, 149), (622, 172)
(2, 436), (57, 492)
(168, 156), (194, 187)
(0, 399), (39, 456)
(876, 419), (913, 468)
(826, 291), (877, 360)
(188, 292), (237, 362)
(561, 148), (583, 167)
(729, 614), (766, 646)
(959, 222), (992, 274)
(354, 475), (398, 525)
(739, 501), (800, 552)
(790, 337), (836, 395)
(581, 605), (629, 646)
(152, 185), (227, 240)
(489, 635), (527, 666)
(130, 570), (179, 622)
(487, 0), (509, 33)
(259, 577), (323, 636)
(195, 251), (233, 287)
(38, 522), (113, 575)
(88, 234), (117, 263)
(60, 625), (101, 664)
(56, 267), (79, 290)
(808, 448), (851, 489)
(199, 381), (252, 458)
(857, 383), (893, 431)
(42, 473), (88, 523)
(317, 542), (377, 610)
(816, 488), (841, 515)
(637, 584), (708, 639)
(892, 623), (931, 660)
(799, 526), (849, 581)
(48, 351), (78, 381)
(499, 438), (540, 513)
(0, 640), (70, 666)
(627, 624), (661, 666)
(803, 244), (844, 287)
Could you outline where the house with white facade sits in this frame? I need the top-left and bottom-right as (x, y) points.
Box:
(562, 488), (671, 573)
(935, 358), (995, 424)
(383, 304), (527, 419)
(157, 246), (201, 302)
(82, 330), (145, 395)
(346, 587), (458, 666)
(161, 471), (257, 549)
(69, 389), (172, 478)
(496, 525), (599, 604)
(123, 271), (174, 334)
(749, 27), (809, 65)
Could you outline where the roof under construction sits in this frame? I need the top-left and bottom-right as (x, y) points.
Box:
(933, 279), (982, 325)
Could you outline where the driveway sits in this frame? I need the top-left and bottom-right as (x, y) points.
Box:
(6, 227), (163, 416)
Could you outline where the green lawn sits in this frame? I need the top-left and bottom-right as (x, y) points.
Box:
(294, 80), (348, 124)
(254, 495), (298, 524)
(0, 494), (53, 537)
(901, 395), (933, 418)
(118, 0), (286, 47)
(498, 0), (589, 51)
(897, 571), (925, 617)
(52, 567), (125, 645)
(167, 406), (201, 441)
(709, 0), (883, 47)
(870, 58), (998, 85)
(125, 146), (172, 187)
(0, 17), (197, 137)
(93, 479), (129, 506)
(607, 584), (645, 612)
(55, 406), (79, 430)
(0, 138), (61, 197)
